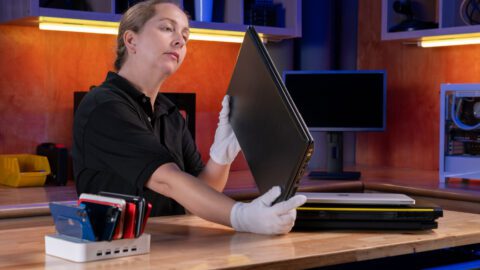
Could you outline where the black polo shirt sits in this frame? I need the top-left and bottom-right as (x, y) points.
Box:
(73, 72), (205, 216)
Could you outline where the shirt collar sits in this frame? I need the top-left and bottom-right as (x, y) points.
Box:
(104, 71), (176, 116)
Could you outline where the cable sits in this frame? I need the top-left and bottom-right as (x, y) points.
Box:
(460, 0), (470, 25)
(451, 96), (480, 130)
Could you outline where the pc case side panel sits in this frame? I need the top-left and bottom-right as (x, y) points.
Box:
(440, 84), (480, 184)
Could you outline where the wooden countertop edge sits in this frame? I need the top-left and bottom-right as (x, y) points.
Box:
(0, 204), (50, 219)
(0, 182), (362, 218)
(300, 181), (363, 192)
(365, 182), (480, 203)
(0, 201), (77, 219)
(3, 181), (480, 219)
(223, 181), (364, 201)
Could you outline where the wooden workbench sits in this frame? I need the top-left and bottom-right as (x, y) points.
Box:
(1, 210), (480, 269)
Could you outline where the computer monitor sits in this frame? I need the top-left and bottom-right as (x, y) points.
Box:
(283, 70), (386, 180)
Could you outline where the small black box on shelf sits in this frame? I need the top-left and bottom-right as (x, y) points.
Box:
(39, 0), (92, 11)
(183, 0), (195, 19)
(212, 0), (225, 23)
(244, 0), (284, 27)
(36, 143), (68, 186)
(115, 0), (145, 14)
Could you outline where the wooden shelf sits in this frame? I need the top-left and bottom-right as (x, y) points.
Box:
(381, 0), (480, 41)
(0, 0), (301, 40)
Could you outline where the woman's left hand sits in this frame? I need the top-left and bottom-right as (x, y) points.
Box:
(210, 95), (241, 165)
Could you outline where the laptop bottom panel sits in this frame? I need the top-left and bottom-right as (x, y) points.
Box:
(297, 209), (443, 221)
(293, 219), (438, 231)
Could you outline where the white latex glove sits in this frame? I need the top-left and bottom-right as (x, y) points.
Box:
(230, 186), (307, 235)
(209, 95), (241, 165)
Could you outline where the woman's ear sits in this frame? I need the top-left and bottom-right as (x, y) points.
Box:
(124, 30), (137, 55)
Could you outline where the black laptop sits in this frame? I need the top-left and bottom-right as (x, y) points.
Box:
(294, 201), (443, 230)
(227, 26), (314, 203)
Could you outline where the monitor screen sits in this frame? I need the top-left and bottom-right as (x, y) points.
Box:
(283, 71), (386, 131)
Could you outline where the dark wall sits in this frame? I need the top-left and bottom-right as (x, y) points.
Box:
(295, 0), (358, 70)
(294, 0), (359, 170)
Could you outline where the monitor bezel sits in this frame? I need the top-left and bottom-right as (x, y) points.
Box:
(282, 70), (387, 132)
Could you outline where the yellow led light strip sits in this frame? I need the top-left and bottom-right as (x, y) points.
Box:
(418, 36), (480, 48)
(39, 23), (119, 35)
(38, 16), (265, 43)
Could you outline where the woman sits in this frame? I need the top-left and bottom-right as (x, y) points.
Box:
(73, 0), (306, 235)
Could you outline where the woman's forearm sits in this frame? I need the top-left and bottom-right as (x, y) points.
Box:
(145, 162), (235, 226)
(197, 159), (230, 192)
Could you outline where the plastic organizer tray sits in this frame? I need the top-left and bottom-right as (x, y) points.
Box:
(0, 154), (51, 187)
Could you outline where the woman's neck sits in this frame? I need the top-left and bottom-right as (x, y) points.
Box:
(118, 64), (166, 108)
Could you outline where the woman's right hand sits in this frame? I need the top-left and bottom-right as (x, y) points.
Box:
(230, 186), (307, 235)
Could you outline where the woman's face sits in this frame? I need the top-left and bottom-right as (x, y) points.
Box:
(133, 3), (190, 76)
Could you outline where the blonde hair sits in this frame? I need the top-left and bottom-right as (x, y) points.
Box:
(114, 0), (187, 71)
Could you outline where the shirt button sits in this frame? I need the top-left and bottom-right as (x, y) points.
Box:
(147, 117), (151, 122)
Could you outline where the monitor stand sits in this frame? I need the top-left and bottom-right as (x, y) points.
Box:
(308, 131), (361, 180)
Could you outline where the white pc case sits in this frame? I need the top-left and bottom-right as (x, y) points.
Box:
(440, 84), (480, 184)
